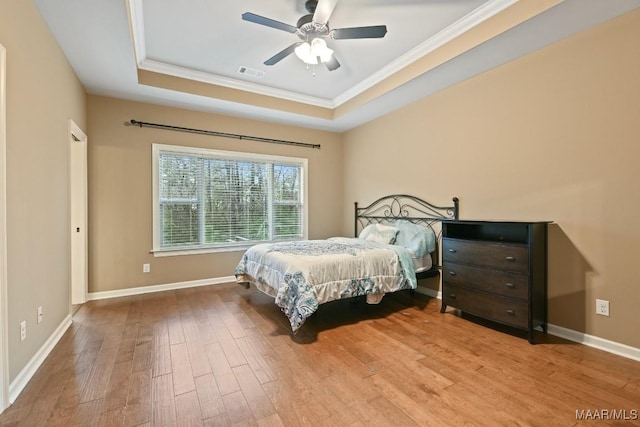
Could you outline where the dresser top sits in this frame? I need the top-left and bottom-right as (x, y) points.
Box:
(442, 219), (553, 225)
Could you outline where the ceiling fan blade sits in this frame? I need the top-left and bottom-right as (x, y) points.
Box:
(325, 55), (341, 71)
(264, 43), (302, 66)
(312, 0), (338, 26)
(331, 25), (387, 39)
(242, 12), (298, 33)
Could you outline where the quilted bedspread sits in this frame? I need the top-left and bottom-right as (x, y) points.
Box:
(234, 237), (416, 332)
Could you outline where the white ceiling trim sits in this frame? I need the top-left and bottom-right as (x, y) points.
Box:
(332, 0), (519, 106)
(127, 0), (146, 68)
(127, 0), (519, 111)
(127, 0), (335, 109)
(137, 58), (336, 109)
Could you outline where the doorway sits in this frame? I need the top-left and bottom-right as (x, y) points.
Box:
(69, 120), (87, 305)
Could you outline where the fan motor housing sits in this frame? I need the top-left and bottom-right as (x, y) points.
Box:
(296, 13), (329, 39)
(296, 13), (314, 28)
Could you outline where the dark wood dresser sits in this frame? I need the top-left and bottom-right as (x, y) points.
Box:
(440, 220), (549, 343)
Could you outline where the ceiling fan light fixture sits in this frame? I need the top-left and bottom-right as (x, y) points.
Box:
(243, 0), (386, 72)
(295, 38), (333, 65)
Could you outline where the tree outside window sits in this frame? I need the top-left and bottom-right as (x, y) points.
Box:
(153, 144), (307, 255)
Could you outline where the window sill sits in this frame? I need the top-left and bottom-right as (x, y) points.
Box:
(151, 238), (305, 257)
(151, 244), (254, 257)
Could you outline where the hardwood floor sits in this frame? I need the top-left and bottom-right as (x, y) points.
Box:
(1, 283), (639, 426)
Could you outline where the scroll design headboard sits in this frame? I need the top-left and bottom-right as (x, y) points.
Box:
(354, 194), (459, 237)
(354, 194), (459, 274)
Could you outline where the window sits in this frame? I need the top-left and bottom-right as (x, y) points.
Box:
(152, 144), (307, 256)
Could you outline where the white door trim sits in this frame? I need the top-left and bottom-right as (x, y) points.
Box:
(0, 42), (10, 412)
(69, 120), (88, 305)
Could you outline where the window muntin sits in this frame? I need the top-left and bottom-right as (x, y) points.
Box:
(153, 144), (307, 255)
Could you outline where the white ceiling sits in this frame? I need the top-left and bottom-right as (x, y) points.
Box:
(34, 0), (640, 132)
(137, 0), (490, 102)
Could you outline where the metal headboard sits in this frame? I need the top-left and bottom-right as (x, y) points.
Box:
(354, 195), (459, 275)
(354, 194), (459, 237)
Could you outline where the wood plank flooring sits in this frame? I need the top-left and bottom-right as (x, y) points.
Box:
(1, 283), (639, 426)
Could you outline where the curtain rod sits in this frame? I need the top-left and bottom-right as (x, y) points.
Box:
(125, 119), (321, 150)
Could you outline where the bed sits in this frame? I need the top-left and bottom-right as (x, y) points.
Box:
(235, 194), (459, 332)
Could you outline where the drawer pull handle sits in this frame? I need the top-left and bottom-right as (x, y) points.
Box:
(448, 248), (457, 253)
(449, 294), (457, 299)
(506, 309), (515, 315)
(448, 271), (457, 276)
(505, 256), (515, 261)
(505, 283), (515, 289)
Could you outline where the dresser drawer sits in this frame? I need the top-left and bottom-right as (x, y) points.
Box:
(442, 284), (529, 329)
(443, 238), (529, 273)
(443, 263), (529, 300)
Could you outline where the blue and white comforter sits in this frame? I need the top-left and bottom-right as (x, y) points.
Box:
(234, 237), (417, 333)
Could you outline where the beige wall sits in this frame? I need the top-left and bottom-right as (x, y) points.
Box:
(87, 96), (343, 293)
(2, 2), (637, 391)
(0, 1), (86, 380)
(343, 9), (640, 348)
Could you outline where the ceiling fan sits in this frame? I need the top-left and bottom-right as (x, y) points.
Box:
(242, 0), (387, 71)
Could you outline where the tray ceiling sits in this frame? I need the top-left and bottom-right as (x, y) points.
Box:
(34, 0), (640, 131)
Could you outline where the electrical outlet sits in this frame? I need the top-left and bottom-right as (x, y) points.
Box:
(596, 299), (610, 316)
(20, 321), (26, 341)
(143, 263), (150, 273)
(37, 306), (43, 324)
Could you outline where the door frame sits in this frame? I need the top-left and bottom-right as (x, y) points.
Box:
(0, 42), (10, 412)
(69, 120), (88, 305)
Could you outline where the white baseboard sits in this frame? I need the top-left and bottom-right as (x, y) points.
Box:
(547, 324), (640, 362)
(6, 278), (639, 408)
(88, 276), (236, 301)
(415, 286), (441, 299)
(415, 289), (640, 362)
(9, 314), (72, 403)
(86, 280), (640, 369)
(7, 277), (235, 406)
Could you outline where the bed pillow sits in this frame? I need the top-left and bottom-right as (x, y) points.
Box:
(393, 220), (436, 258)
(358, 223), (399, 244)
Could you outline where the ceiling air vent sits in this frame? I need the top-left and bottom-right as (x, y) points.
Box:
(237, 66), (265, 79)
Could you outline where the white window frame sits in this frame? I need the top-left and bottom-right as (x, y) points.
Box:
(152, 144), (308, 257)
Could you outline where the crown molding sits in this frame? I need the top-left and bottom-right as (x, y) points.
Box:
(332, 0), (519, 107)
(126, 0), (516, 111)
(128, 0), (334, 109)
(137, 58), (336, 109)
(127, 0), (146, 67)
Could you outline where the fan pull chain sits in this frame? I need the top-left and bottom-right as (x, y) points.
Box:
(304, 63), (317, 77)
